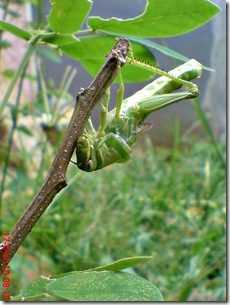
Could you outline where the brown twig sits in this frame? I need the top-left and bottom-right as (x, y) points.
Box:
(0, 38), (130, 274)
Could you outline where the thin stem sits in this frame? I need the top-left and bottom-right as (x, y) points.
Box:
(37, 56), (51, 124)
(0, 61), (28, 220)
(51, 67), (77, 126)
(0, 33), (54, 117)
(191, 98), (225, 167)
(0, 35), (37, 117)
(76, 29), (94, 37)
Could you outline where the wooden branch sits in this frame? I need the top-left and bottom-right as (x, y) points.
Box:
(0, 38), (130, 274)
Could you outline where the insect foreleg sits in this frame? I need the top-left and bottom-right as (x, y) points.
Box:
(135, 90), (199, 117)
(97, 87), (110, 138)
(115, 68), (125, 119)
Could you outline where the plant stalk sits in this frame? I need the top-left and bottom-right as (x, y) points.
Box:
(0, 35), (38, 117)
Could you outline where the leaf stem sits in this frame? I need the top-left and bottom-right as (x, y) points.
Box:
(0, 32), (54, 117)
(0, 61), (28, 223)
(0, 35), (37, 116)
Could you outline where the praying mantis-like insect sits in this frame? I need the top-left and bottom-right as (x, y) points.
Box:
(75, 52), (202, 172)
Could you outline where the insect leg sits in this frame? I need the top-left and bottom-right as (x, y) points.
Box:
(122, 59), (202, 111)
(127, 43), (201, 94)
(97, 87), (110, 138)
(115, 68), (125, 119)
(136, 90), (199, 117)
(86, 117), (96, 133)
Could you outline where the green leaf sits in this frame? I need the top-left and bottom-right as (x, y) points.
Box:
(118, 35), (189, 62)
(60, 36), (157, 83)
(21, 276), (54, 299)
(107, 34), (190, 62)
(0, 20), (32, 40)
(122, 36), (215, 71)
(88, 0), (221, 38)
(2, 69), (37, 81)
(1, 69), (15, 78)
(52, 256), (153, 279)
(17, 125), (33, 136)
(92, 256), (153, 271)
(47, 271), (163, 301)
(47, 0), (92, 34)
(0, 40), (11, 49)
(0, 5), (21, 18)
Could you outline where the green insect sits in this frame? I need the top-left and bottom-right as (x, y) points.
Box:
(76, 58), (202, 172)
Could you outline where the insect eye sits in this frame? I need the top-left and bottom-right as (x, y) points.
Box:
(85, 159), (94, 172)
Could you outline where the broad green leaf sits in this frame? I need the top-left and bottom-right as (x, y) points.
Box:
(52, 256), (153, 279)
(47, 271), (163, 301)
(122, 37), (216, 71)
(47, 0), (92, 34)
(21, 276), (54, 299)
(0, 20), (32, 40)
(88, 0), (221, 38)
(60, 36), (157, 83)
(92, 256), (153, 271)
